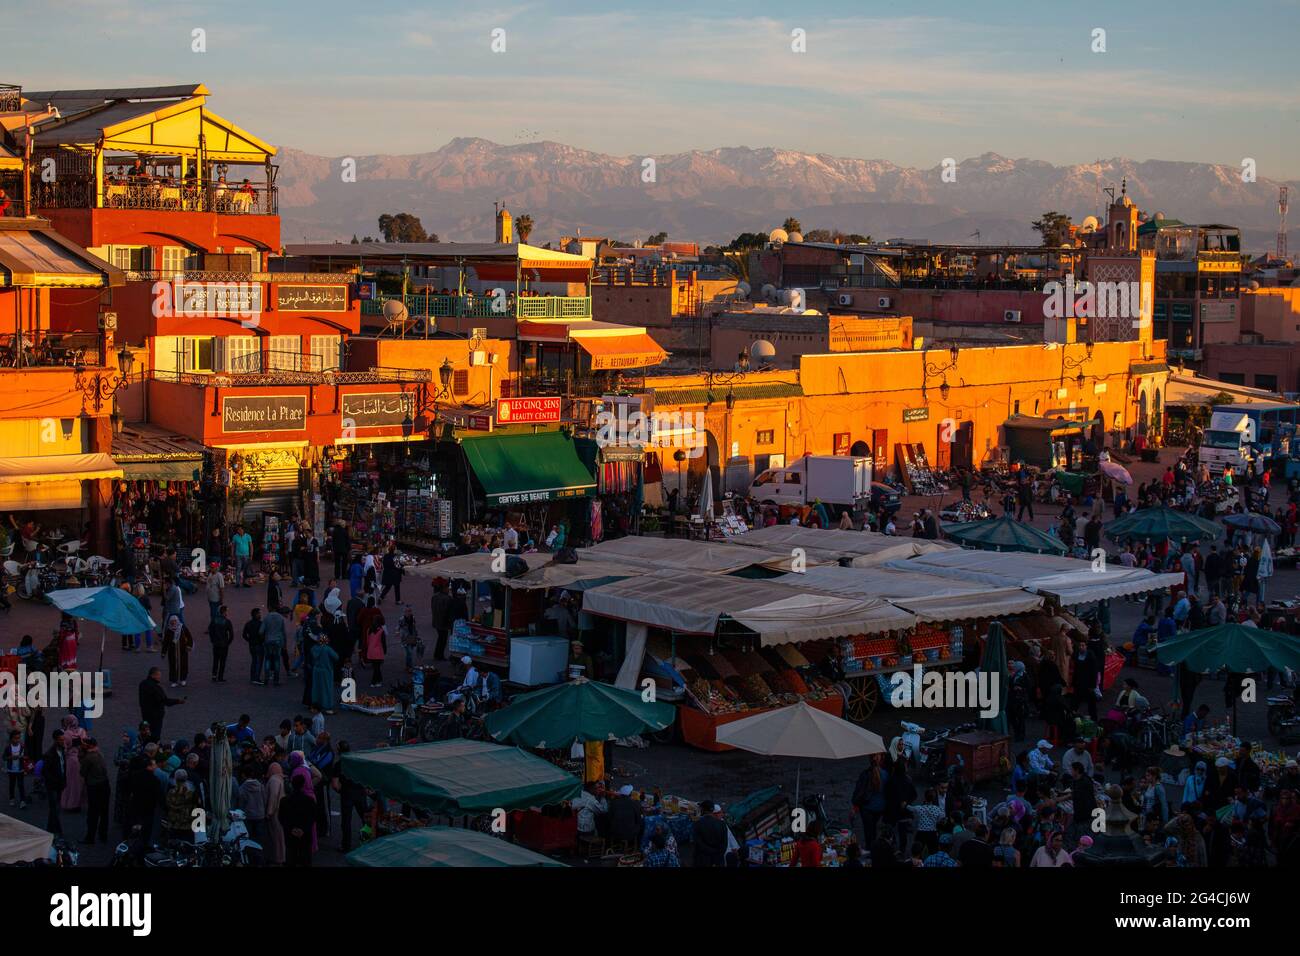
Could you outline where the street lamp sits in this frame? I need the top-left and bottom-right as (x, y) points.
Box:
(438, 357), (454, 393)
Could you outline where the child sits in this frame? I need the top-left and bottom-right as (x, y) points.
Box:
(5, 729), (27, 808)
(398, 604), (422, 669)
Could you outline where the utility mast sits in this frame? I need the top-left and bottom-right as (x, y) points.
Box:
(1279, 186), (1289, 260)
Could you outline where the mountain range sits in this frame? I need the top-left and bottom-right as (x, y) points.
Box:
(276, 139), (1298, 255)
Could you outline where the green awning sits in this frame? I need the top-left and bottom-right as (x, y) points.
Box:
(338, 739), (582, 814)
(346, 826), (567, 868)
(462, 431), (595, 506)
(116, 459), (203, 482)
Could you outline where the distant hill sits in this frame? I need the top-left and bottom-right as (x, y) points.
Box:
(276, 139), (1298, 255)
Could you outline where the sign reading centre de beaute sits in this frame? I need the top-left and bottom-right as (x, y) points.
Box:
(341, 392), (416, 428)
(496, 397), (562, 424)
(223, 395), (308, 433)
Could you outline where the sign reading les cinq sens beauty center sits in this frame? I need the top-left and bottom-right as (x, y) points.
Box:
(222, 395), (308, 433)
(496, 397), (562, 424)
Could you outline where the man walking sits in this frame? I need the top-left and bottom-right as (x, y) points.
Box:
(138, 667), (184, 744)
(244, 607), (266, 685)
(262, 607), (287, 687)
(40, 729), (66, 835)
(206, 563), (225, 624)
(209, 604), (234, 682)
(231, 524), (253, 588)
(79, 736), (110, 845)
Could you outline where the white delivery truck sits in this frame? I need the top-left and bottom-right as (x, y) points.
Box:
(748, 454), (873, 509)
(1198, 410), (1255, 476)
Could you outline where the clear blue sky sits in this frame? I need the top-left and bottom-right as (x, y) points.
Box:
(9, 0), (1299, 176)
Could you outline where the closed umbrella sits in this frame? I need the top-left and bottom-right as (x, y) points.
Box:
(1105, 506), (1222, 544)
(941, 514), (1067, 555)
(698, 468), (714, 521)
(979, 621), (1009, 735)
(208, 729), (232, 842)
(715, 700), (885, 805)
(484, 677), (676, 750)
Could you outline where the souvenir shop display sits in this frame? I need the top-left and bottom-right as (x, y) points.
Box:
(895, 442), (947, 495)
(261, 513), (283, 570)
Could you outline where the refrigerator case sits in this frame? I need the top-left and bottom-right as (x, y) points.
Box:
(509, 636), (571, 687)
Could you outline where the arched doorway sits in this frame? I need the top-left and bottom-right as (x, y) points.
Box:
(1152, 387), (1164, 440)
(850, 440), (871, 457)
(1138, 390), (1149, 437)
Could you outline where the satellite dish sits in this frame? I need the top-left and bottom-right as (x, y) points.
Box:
(1248, 279), (1261, 291)
(382, 299), (409, 327)
(1153, 211), (1166, 222)
(768, 228), (789, 245)
(1079, 215), (1099, 233)
(750, 340), (776, 365)
(760, 283), (777, 301)
(735, 281), (751, 299)
(788, 231), (804, 243)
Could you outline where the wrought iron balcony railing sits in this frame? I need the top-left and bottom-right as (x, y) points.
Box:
(360, 293), (591, 320)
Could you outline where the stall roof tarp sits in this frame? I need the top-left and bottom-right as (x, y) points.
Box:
(345, 826), (567, 868)
(771, 565), (1044, 622)
(0, 452), (123, 484)
(581, 535), (798, 573)
(461, 431), (595, 506)
(0, 812), (53, 864)
(502, 556), (643, 591)
(885, 549), (1183, 606)
(728, 525), (955, 567)
(406, 551), (513, 581)
(581, 568), (915, 641)
(338, 740), (581, 814)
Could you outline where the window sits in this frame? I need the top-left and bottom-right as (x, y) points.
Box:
(159, 245), (198, 277)
(309, 335), (341, 371)
(1013, 400), (1021, 415)
(499, 377), (514, 398)
(108, 245), (149, 272)
(180, 337), (215, 373)
(232, 246), (260, 271)
(1255, 374), (1278, 392)
(452, 369), (470, 395)
(267, 335), (301, 370)
(1218, 373), (1246, 385)
(218, 335), (260, 373)
(756, 429), (774, 446)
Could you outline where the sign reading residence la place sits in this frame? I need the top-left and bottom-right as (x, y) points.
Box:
(222, 395), (307, 433)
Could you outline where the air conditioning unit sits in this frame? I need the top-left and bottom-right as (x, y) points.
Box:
(1003, 310), (1022, 323)
(877, 296), (892, 309)
(468, 350), (487, 366)
(837, 294), (854, 307)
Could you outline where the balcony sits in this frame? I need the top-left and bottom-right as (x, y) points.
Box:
(518, 368), (645, 398)
(0, 84), (21, 113)
(30, 177), (278, 215)
(152, 351), (430, 387)
(360, 292), (591, 321)
(0, 330), (104, 369)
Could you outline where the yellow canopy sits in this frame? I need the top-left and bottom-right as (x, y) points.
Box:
(0, 453), (123, 484)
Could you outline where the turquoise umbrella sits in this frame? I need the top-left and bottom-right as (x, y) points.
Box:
(346, 826), (567, 867)
(1155, 622), (1300, 674)
(979, 621), (1009, 735)
(941, 514), (1067, 554)
(47, 586), (156, 633)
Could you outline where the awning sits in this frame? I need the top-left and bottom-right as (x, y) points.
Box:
(582, 536), (804, 573)
(0, 226), (120, 288)
(461, 431), (595, 506)
(0, 812), (53, 865)
(729, 525), (954, 567)
(0, 453), (123, 484)
(573, 331), (667, 370)
(117, 460), (201, 481)
(346, 827), (566, 868)
(472, 244), (593, 283)
(338, 739), (582, 814)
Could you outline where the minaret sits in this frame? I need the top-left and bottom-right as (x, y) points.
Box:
(495, 201), (514, 245)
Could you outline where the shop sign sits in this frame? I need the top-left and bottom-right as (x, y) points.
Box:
(340, 392), (416, 428)
(222, 395), (307, 433)
(833, 432), (851, 456)
(902, 407), (929, 423)
(276, 285), (349, 312)
(492, 487), (584, 505)
(496, 396), (562, 424)
(441, 410), (493, 431)
(175, 281), (262, 317)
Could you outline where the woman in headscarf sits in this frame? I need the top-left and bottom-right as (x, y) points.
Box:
(298, 609), (323, 707)
(160, 614), (193, 687)
(287, 751), (319, 853)
(263, 762), (287, 865)
(1182, 761), (1208, 810)
(113, 728), (141, 829)
(310, 632), (339, 715)
(324, 592), (350, 686)
(57, 614), (80, 670)
(163, 768), (199, 844)
(60, 714), (87, 811)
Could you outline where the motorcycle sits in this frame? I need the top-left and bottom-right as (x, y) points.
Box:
(918, 721), (978, 781)
(193, 809), (263, 866)
(1268, 693), (1300, 740)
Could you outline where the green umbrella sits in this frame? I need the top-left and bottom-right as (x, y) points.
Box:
(979, 621), (1009, 735)
(346, 826), (567, 868)
(1105, 506), (1221, 545)
(941, 514), (1067, 554)
(1155, 622), (1300, 674)
(485, 677), (676, 750)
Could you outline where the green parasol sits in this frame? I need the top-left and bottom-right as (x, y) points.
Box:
(484, 677), (676, 750)
(1105, 506), (1222, 545)
(941, 514), (1067, 554)
(979, 621), (1010, 735)
(1154, 622), (1300, 674)
(346, 826), (567, 867)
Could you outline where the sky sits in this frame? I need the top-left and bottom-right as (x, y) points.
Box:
(7, 0), (1299, 176)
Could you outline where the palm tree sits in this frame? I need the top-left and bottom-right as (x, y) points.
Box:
(516, 214), (535, 244)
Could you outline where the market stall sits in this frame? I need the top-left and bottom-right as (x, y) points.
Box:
(728, 524), (955, 567)
(0, 812), (53, 865)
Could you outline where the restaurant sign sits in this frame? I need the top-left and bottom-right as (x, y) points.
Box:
(496, 397), (562, 424)
(222, 395), (307, 433)
(276, 285), (349, 312)
(341, 392), (416, 428)
(902, 407), (930, 423)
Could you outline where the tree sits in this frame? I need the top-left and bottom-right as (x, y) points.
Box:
(516, 213), (535, 244)
(377, 212), (436, 243)
(646, 231), (668, 245)
(725, 232), (767, 251)
(350, 234), (360, 244)
(1031, 211), (1073, 248)
(804, 228), (834, 242)
(782, 217), (803, 234)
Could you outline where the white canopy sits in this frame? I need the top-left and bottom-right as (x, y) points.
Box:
(0, 812), (52, 864)
(730, 525), (955, 567)
(581, 568), (915, 642)
(714, 700), (886, 759)
(405, 551), (514, 580)
(772, 564), (1044, 622)
(886, 549), (1184, 606)
(580, 536), (801, 573)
